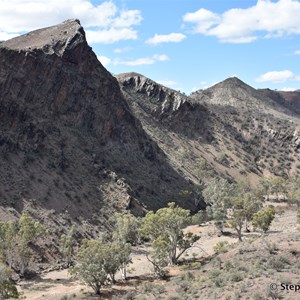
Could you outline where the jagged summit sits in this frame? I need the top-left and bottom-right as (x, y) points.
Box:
(116, 72), (190, 117)
(1, 19), (84, 58)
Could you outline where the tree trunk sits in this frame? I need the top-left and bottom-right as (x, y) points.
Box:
(237, 227), (242, 242)
(120, 265), (127, 281)
(110, 273), (116, 284)
(245, 220), (250, 233)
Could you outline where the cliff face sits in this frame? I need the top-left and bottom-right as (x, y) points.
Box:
(117, 72), (213, 140)
(0, 20), (199, 225)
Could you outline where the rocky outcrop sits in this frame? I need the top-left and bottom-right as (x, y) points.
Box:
(0, 20), (200, 224)
(117, 72), (212, 140)
(117, 73), (189, 117)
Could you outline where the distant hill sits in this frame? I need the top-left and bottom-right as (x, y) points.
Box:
(117, 73), (300, 186)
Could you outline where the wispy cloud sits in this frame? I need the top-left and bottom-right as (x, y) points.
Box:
(294, 50), (300, 55)
(0, 32), (19, 41)
(183, 0), (300, 43)
(280, 87), (298, 91)
(115, 54), (169, 66)
(114, 47), (132, 54)
(97, 56), (111, 67)
(0, 0), (142, 44)
(146, 33), (186, 45)
(86, 28), (138, 44)
(256, 70), (295, 83)
(156, 80), (177, 87)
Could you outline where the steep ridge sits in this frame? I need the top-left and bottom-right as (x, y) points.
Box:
(117, 73), (300, 185)
(0, 20), (200, 229)
(259, 88), (300, 115)
(117, 72), (213, 141)
(191, 77), (292, 114)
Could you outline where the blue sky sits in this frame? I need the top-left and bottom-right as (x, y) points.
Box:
(1, 0), (300, 93)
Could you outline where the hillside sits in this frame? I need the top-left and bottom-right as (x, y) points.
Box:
(0, 20), (200, 241)
(117, 73), (300, 185)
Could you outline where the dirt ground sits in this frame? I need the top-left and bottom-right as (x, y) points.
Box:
(17, 202), (298, 300)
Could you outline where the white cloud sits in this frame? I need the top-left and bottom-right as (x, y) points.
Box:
(146, 33), (186, 45)
(0, 0), (142, 44)
(114, 47), (132, 54)
(115, 54), (169, 66)
(153, 54), (169, 61)
(256, 70), (295, 83)
(280, 87), (298, 91)
(0, 32), (19, 41)
(86, 28), (137, 44)
(156, 80), (177, 87)
(183, 0), (300, 43)
(97, 55), (111, 67)
(183, 8), (220, 34)
(295, 50), (300, 55)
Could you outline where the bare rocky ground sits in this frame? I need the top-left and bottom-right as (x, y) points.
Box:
(17, 202), (299, 300)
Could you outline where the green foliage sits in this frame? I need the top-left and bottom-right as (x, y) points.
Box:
(260, 176), (287, 201)
(191, 210), (207, 225)
(297, 208), (300, 224)
(71, 239), (108, 295)
(140, 202), (199, 276)
(287, 175), (300, 206)
(110, 212), (140, 245)
(228, 191), (262, 241)
(252, 207), (275, 233)
(0, 211), (45, 275)
(0, 221), (18, 267)
(17, 211), (46, 275)
(213, 241), (229, 254)
(203, 178), (233, 233)
(0, 264), (19, 299)
(60, 226), (77, 266)
(71, 238), (132, 294)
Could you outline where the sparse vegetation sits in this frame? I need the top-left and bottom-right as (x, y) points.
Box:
(0, 264), (18, 299)
(252, 207), (276, 233)
(140, 203), (199, 277)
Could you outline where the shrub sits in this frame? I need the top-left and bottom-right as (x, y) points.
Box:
(213, 241), (229, 254)
(252, 207), (275, 233)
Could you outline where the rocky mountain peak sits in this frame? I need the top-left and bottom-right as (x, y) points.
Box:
(0, 20), (199, 222)
(116, 72), (189, 117)
(1, 19), (85, 62)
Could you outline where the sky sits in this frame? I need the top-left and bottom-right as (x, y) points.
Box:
(1, 0), (300, 93)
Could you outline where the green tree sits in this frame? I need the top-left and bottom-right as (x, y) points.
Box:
(17, 211), (45, 275)
(0, 221), (17, 268)
(60, 225), (77, 266)
(140, 202), (199, 267)
(226, 181), (263, 241)
(203, 178), (233, 234)
(252, 207), (275, 233)
(287, 175), (300, 207)
(270, 177), (287, 200)
(0, 212), (45, 275)
(116, 242), (132, 281)
(71, 239), (108, 295)
(242, 192), (263, 232)
(110, 212), (140, 245)
(72, 238), (132, 294)
(146, 236), (170, 279)
(259, 177), (272, 200)
(0, 264), (19, 299)
(228, 196), (246, 241)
